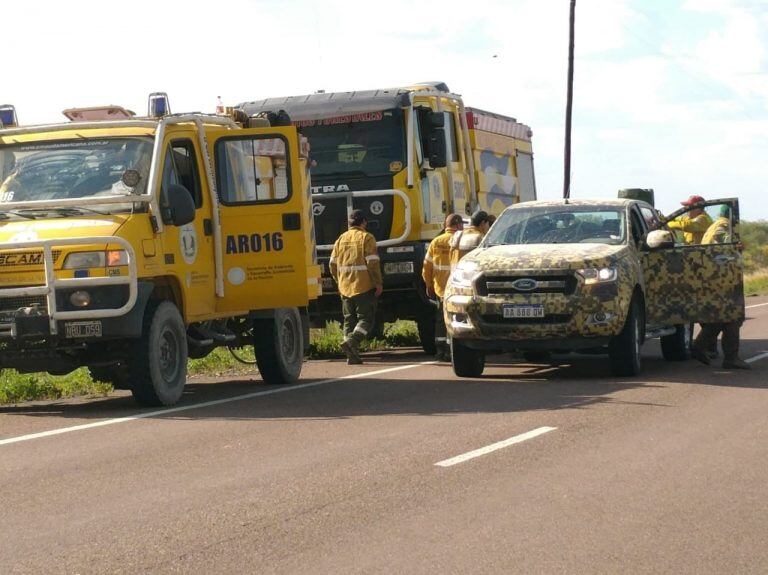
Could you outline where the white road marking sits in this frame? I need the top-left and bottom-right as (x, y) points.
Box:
(746, 352), (768, 364)
(746, 302), (768, 309)
(435, 426), (557, 468)
(0, 361), (436, 447)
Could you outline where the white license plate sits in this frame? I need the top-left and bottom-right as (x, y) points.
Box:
(503, 305), (545, 319)
(65, 321), (102, 338)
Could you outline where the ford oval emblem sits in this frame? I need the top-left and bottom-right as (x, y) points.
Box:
(511, 278), (537, 291)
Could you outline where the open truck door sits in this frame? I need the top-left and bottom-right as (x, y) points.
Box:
(644, 198), (744, 326)
(208, 127), (311, 313)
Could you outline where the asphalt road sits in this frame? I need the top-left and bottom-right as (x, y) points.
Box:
(1, 297), (767, 574)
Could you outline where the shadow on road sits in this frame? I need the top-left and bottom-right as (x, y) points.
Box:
(2, 336), (764, 425)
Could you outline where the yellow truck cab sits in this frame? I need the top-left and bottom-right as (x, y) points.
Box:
(237, 82), (535, 352)
(0, 96), (320, 406)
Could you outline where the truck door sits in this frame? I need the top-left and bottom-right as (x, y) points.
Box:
(644, 198), (744, 325)
(446, 109), (470, 216)
(207, 127), (309, 313)
(159, 136), (215, 317)
(416, 106), (452, 223)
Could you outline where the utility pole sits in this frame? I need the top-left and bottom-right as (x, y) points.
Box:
(563, 0), (576, 199)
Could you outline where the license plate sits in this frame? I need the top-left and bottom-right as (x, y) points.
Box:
(503, 305), (545, 319)
(65, 321), (102, 338)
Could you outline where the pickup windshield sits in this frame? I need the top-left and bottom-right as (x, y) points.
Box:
(486, 206), (627, 246)
(0, 137), (153, 208)
(296, 109), (405, 179)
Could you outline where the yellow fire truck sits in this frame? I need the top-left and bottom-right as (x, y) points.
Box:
(238, 82), (535, 352)
(0, 95), (320, 406)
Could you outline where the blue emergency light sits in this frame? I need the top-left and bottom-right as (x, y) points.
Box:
(0, 105), (18, 128)
(148, 92), (170, 118)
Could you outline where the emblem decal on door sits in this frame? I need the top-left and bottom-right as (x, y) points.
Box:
(180, 224), (198, 265)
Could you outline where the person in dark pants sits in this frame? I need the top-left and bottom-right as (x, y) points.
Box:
(690, 205), (750, 370)
(330, 210), (383, 364)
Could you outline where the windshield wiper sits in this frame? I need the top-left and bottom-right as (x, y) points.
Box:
(0, 209), (39, 220)
(19, 206), (108, 217)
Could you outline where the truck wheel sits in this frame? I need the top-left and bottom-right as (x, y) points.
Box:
(254, 308), (303, 384)
(451, 340), (485, 377)
(608, 298), (643, 376)
(129, 301), (188, 406)
(417, 316), (437, 355)
(661, 324), (692, 361)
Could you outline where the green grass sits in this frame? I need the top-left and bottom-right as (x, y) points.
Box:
(0, 368), (112, 405)
(745, 272), (768, 296)
(0, 320), (422, 405)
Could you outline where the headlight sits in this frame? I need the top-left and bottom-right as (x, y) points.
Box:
(576, 266), (618, 285)
(63, 250), (127, 269)
(63, 251), (105, 269)
(450, 261), (478, 288)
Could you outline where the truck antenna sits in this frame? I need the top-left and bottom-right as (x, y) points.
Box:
(563, 0), (576, 200)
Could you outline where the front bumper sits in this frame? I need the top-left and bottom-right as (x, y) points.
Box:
(444, 287), (627, 349)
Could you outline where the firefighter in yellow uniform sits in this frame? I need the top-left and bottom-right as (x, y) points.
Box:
(449, 210), (491, 266)
(690, 204), (750, 370)
(330, 209), (383, 365)
(422, 214), (464, 360)
(667, 195), (713, 244)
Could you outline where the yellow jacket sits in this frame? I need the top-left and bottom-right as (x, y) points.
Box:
(702, 217), (731, 245)
(330, 226), (382, 298)
(422, 228), (457, 298)
(449, 226), (485, 267)
(667, 212), (713, 244)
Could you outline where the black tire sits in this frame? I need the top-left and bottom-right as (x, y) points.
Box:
(661, 323), (692, 361)
(451, 339), (485, 377)
(253, 307), (303, 384)
(417, 315), (437, 355)
(523, 351), (551, 363)
(609, 297), (643, 376)
(128, 301), (188, 406)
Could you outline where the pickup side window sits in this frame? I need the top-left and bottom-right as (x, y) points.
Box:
(640, 206), (660, 230)
(161, 139), (203, 208)
(215, 136), (291, 205)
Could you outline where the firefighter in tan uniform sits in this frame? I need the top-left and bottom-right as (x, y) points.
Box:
(690, 204), (750, 370)
(330, 209), (383, 365)
(449, 210), (491, 266)
(422, 214), (463, 361)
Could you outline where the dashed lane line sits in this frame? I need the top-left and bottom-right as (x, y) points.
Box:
(746, 352), (768, 364)
(435, 426), (557, 467)
(0, 361), (436, 448)
(746, 302), (768, 309)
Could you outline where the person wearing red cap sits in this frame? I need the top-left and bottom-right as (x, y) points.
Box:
(666, 195), (713, 244)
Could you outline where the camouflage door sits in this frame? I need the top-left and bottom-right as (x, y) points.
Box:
(644, 198), (744, 325)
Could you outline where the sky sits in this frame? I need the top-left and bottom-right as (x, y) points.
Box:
(4, 0), (768, 220)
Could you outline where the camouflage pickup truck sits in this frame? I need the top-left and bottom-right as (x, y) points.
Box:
(444, 198), (744, 377)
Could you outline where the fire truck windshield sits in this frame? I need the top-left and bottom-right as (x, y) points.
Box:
(296, 108), (405, 180)
(0, 137), (153, 206)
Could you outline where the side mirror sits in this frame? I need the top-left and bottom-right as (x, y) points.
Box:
(428, 130), (448, 168)
(428, 111), (445, 129)
(161, 183), (196, 226)
(645, 229), (675, 250)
